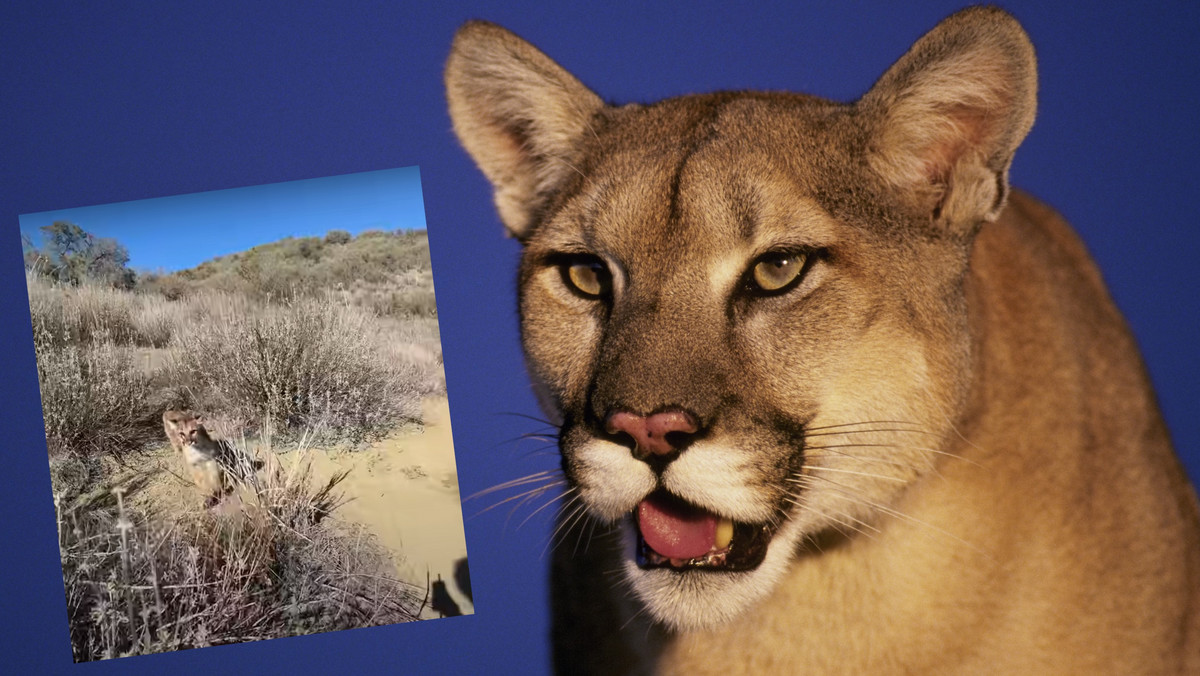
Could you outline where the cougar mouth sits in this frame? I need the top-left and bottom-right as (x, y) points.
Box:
(634, 491), (775, 572)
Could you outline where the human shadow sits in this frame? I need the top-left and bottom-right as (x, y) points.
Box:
(429, 557), (471, 618)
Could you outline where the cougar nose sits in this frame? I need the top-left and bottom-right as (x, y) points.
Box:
(605, 410), (700, 459)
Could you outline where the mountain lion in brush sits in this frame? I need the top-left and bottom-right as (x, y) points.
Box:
(163, 410), (231, 507)
(447, 7), (1200, 673)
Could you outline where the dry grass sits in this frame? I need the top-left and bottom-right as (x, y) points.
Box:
(330, 268), (439, 319)
(27, 272), (191, 349)
(34, 338), (159, 458)
(29, 274), (176, 458)
(28, 274), (137, 347)
(180, 290), (257, 324)
(131, 298), (188, 348)
(167, 297), (439, 443)
(53, 432), (426, 662)
(27, 273), (445, 453)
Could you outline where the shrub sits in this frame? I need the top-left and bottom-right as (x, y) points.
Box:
(131, 295), (187, 348)
(27, 274), (139, 347)
(181, 290), (258, 323)
(391, 287), (438, 318)
(169, 299), (425, 442)
(294, 237), (323, 259)
(26, 273), (162, 457)
(56, 439), (425, 661)
(324, 229), (351, 245)
(156, 275), (191, 301)
(34, 339), (157, 458)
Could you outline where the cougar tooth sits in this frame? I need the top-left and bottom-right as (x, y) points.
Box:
(715, 518), (734, 550)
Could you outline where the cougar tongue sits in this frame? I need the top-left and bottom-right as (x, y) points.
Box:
(637, 493), (717, 560)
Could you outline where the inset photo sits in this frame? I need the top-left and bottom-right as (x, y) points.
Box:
(20, 167), (472, 662)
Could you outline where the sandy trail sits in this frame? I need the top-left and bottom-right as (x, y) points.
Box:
(288, 397), (472, 618)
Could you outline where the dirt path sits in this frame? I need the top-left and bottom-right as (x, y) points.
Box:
(290, 397), (472, 618)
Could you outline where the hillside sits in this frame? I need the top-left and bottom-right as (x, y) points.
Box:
(144, 229), (436, 318)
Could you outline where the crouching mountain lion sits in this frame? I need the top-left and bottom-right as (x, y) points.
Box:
(447, 7), (1200, 673)
(163, 410), (232, 507)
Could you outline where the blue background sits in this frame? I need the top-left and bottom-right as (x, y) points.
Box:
(2, 1), (1197, 674)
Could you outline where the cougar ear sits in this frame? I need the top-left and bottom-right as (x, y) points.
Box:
(445, 21), (604, 239)
(859, 7), (1037, 232)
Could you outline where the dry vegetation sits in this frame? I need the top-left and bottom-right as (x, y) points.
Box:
(29, 228), (444, 660)
(54, 436), (427, 661)
(141, 229), (438, 320)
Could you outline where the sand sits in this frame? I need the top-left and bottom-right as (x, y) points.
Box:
(287, 397), (472, 618)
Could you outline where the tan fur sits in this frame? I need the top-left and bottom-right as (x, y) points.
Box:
(447, 7), (1200, 674)
(162, 409), (228, 506)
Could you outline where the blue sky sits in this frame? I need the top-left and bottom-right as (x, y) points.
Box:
(17, 166), (426, 273)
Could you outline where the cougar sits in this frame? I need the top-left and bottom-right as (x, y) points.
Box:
(446, 7), (1200, 673)
(162, 409), (230, 507)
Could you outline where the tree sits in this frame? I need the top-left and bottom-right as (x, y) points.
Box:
(30, 221), (135, 288)
(87, 237), (136, 288)
(21, 232), (49, 272)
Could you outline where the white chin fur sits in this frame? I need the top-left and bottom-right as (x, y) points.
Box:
(573, 438), (816, 630)
(619, 516), (807, 632)
(573, 437), (808, 630)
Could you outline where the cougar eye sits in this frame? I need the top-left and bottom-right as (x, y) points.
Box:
(561, 256), (611, 298)
(749, 251), (808, 294)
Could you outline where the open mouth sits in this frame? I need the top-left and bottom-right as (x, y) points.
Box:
(635, 491), (774, 571)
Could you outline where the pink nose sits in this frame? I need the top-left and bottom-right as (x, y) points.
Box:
(605, 410), (699, 456)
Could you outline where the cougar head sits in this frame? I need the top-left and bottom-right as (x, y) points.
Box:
(447, 7), (1035, 630)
